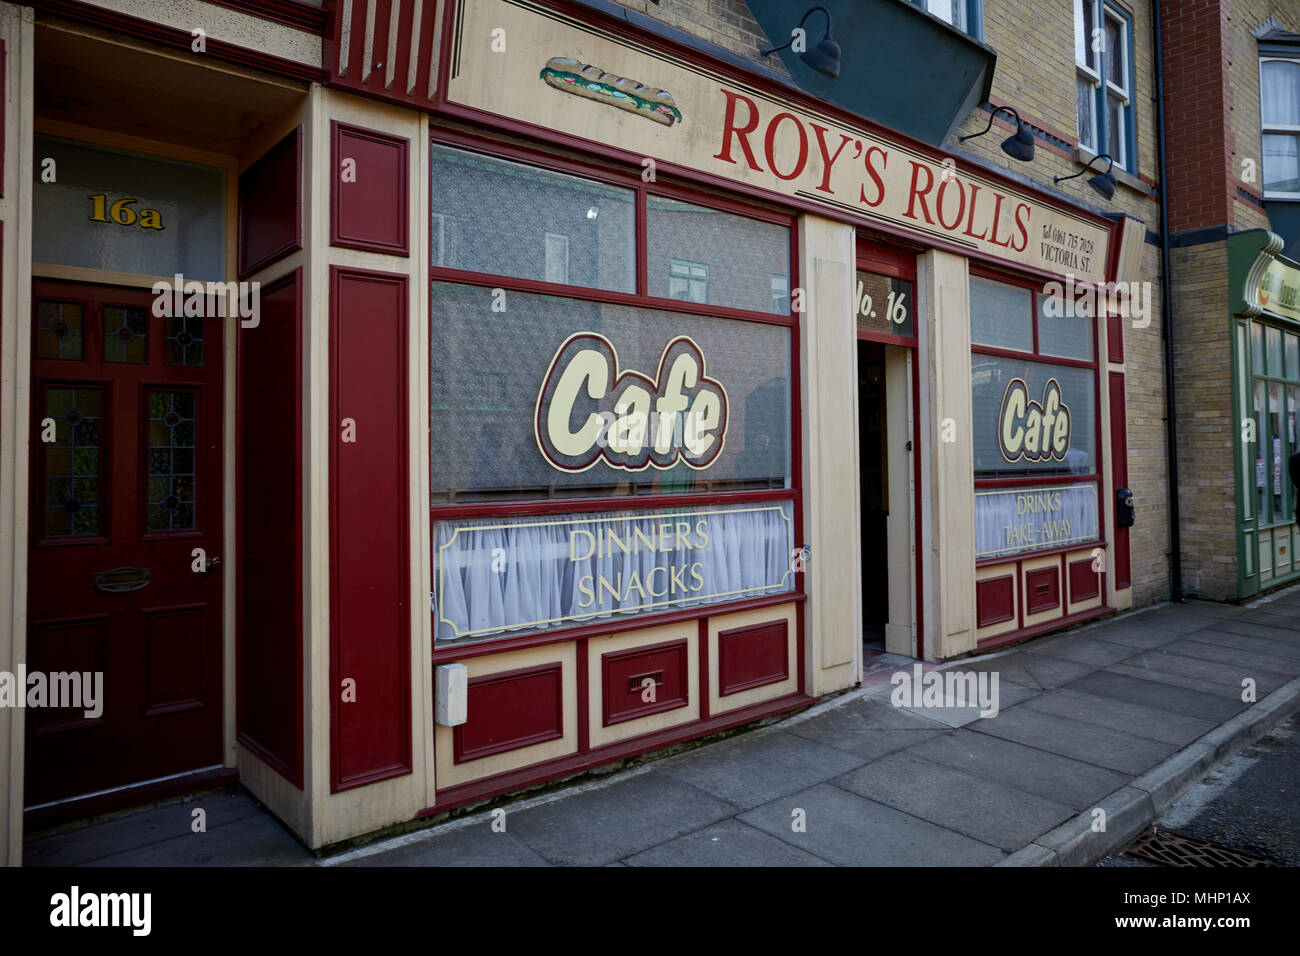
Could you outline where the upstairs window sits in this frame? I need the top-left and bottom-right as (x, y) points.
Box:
(1261, 57), (1300, 196)
(1075, 0), (1135, 173)
(910, 0), (982, 40)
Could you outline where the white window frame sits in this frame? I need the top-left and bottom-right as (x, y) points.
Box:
(669, 258), (709, 304)
(1260, 56), (1300, 199)
(1074, 0), (1133, 172)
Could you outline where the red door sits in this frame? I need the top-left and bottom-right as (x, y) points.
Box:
(26, 279), (224, 808)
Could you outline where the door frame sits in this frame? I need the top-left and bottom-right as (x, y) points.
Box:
(22, 118), (240, 821)
(855, 236), (923, 659)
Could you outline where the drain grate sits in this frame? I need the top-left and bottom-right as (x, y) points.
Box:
(1125, 829), (1273, 867)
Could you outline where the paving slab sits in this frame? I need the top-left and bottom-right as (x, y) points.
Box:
(343, 827), (551, 867)
(502, 770), (739, 866)
(970, 705), (1178, 774)
(25, 789), (275, 867)
(898, 680), (1037, 727)
(1016, 687), (1216, 747)
(785, 706), (946, 761)
(1235, 607), (1300, 627)
(738, 783), (1005, 866)
(1118, 650), (1292, 697)
(904, 727), (1130, 809)
(1165, 601), (1246, 621)
(622, 818), (831, 867)
(1066, 669), (1246, 721)
(833, 752), (1076, 851)
(658, 730), (863, 810)
(1207, 617), (1299, 642)
(1087, 623), (1186, 650)
(1023, 634), (1139, 668)
(1158, 637), (1300, 676)
(1182, 627), (1300, 664)
(82, 811), (312, 867)
(975, 651), (1095, 691)
(1125, 609), (1215, 634)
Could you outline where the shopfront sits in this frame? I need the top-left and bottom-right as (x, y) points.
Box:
(1229, 230), (1300, 598)
(0, 0), (1144, 858)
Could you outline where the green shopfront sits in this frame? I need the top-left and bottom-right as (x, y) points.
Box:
(1231, 230), (1300, 597)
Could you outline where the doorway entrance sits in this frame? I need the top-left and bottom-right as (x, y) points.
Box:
(26, 280), (224, 810)
(859, 341), (888, 650)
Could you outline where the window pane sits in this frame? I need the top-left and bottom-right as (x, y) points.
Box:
(1267, 325), (1283, 377)
(104, 305), (148, 363)
(430, 283), (792, 502)
(1107, 93), (1125, 166)
(431, 146), (635, 293)
(856, 271), (915, 339)
(1255, 379), (1267, 519)
(1105, 16), (1124, 86)
(1253, 322), (1266, 375)
(146, 389), (198, 531)
(1270, 381), (1285, 522)
(43, 386), (102, 537)
(1263, 133), (1300, 192)
(647, 196), (789, 313)
(37, 300), (83, 360)
(1287, 332), (1299, 380)
(433, 499), (795, 644)
(971, 355), (1097, 477)
(1038, 292), (1094, 361)
(165, 314), (205, 367)
(1238, 322), (1252, 519)
(970, 277), (1033, 351)
(1261, 60), (1300, 126)
(1077, 0), (1097, 71)
(926, 0), (961, 29)
(1077, 76), (1096, 150)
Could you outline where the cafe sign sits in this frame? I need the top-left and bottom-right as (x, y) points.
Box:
(444, 0), (1111, 283)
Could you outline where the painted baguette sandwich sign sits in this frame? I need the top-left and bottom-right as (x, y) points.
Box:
(444, 0), (1111, 283)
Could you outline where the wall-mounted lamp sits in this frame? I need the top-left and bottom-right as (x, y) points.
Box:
(1055, 153), (1117, 201)
(958, 105), (1036, 162)
(760, 6), (841, 81)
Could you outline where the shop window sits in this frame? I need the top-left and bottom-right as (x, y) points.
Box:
(970, 273), (1100, 561)
(668, 259), (709, 304)
(647, 195), (790, 313)
(430, 145), (636, 293)
(1247, 321), (1300, 527)
(1074, 0), (1135, 173)
(429, 143), (797, 646)
(1261, 58), (1300, 196)
(910, 0), (982, 40)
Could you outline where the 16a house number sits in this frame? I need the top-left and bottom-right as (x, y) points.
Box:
(88, 194), (164, 230)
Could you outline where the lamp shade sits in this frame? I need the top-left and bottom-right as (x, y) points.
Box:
(1000, 124), (1036, 162)
(801, 36), (841, 80)
(1088, 168), (1118, 200)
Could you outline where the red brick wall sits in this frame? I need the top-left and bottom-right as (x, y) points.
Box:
(1161, 0), (1236, 234)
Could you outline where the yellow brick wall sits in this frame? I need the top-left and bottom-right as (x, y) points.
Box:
(609, 0), (783, 68)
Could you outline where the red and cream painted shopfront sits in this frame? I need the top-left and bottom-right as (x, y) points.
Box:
(0, 0), (1147, 860)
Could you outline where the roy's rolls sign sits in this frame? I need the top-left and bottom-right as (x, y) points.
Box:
(444, 0), (1111, 283)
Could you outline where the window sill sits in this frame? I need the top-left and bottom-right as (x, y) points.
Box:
(1075, 147), (1151, 196)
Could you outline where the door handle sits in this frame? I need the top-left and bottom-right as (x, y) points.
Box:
(204, 555), (221, 573)
(94, 566), (152, 593)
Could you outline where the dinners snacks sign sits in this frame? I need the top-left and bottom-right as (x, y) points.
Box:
(444, 0), (1111, 283)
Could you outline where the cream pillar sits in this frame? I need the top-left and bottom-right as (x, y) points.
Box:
(0, 3), (34, 868)
(883, 345), (916, 656)
(797, 214), (861, 693)
(916, 250), (975, 660)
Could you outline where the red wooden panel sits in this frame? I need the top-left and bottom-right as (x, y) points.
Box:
(454, 663), (564, 763)
(718, 620), (788, 697)
(1107, 313), (1124, 364)
(331, 122), (410, 255)
(601, 639), (689, 727)
(28, 614), (107, 736)
(1025, 567), (1061, 615)
(237, 271), (303, 787)
(330, 267), (411, 791)
(238, 127), (301, 278)
(1069, 558), (1100, 603)
(142, 604), (207, 717)
(1109, 371), (1131, 589)
(976, 575), (1015, 628)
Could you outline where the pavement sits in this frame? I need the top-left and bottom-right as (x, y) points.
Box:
(23, 589), (1300, 867)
